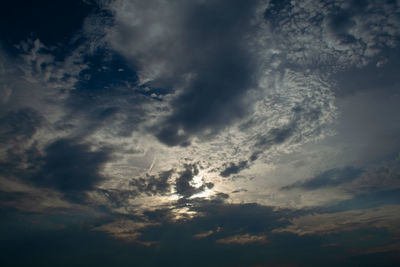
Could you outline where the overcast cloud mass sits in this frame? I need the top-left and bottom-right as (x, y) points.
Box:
(1, 0), (400, 266)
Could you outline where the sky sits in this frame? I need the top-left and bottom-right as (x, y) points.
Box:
(1, 0), (400, 266)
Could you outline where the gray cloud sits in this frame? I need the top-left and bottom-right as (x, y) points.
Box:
(104, 0), (265, 146)
(2, 2), (399, 258)
(130, 169), (174, 196)
(220, 160), (249, 178)
(32, 138), (111, 193)
(282, 166), (364, 191)
(175, 164), (208, 198)
(347, 156), (400, 193)
(273, 204), (400, 236)
(255, 124), (296, 152)
(0, 107), (43, 144)
(263, 0), (400, 68)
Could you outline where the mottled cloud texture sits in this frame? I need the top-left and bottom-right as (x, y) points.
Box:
(1, 0), (400, 265)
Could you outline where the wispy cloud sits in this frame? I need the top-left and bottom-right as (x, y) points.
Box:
(273, 205), (400, 236)
(216, 233), (268, 245)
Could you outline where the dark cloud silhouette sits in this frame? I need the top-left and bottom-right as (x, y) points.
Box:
(156, 40), (256, 146)
(130, 169), (174, 196)
(32, 138), (110, 192)
(175, 164), (203, 198)
(220, 161), (249, 178)
(174, 164), (214, 198)
(282, 166), (364, 191)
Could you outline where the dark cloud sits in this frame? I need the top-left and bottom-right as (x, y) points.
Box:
(232, 189), (248, 194)
(222, 123), (297, 176)
(0, 108), (43, 144)
(255, 125), (295, 149)
(221, 122), (298, 177)
(0, 108), (44, 181)
(156, 38), (256, 146)
(94, 188), (139, 208)
(263, 0), (292, 28)
(106, 0), (262, 146)
(220, 160), (249, 178)
(327, 189), (400, 213)
(32, 138), (111, 193)
(0, 203), (352, 267)
(326, 10), (356, 43)
(130, 169), (174, 196)
(96, 106), (120, 120)
(2, 1), (400, 266)
(282, 166), (364, 191)
(182, 201), (288, 235)
(140, 200), (288, 241)
(175, 164), (205, 198)
(0, 191), (27, 204)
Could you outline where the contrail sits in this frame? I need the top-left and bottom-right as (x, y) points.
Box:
(147, 157), (156, 174)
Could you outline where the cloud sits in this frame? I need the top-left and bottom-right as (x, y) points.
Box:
(175, 164), (207, 198)
(67, 1), (340, 187)
(356, 242), (400, 255)
(16, 38), (88, 91)
(32, 138), (111, 193)
(347, 155), (400, 193)
(92, 218), (159, 246)
(102, 0), (267, 146)
(0, 107), (43, 144)
(193, 230), (215, 239)
(2, 2), (400, 266)
(184, 201), (287, 235)
(216, 233), (268, 245)
(220, 160), (249, 178)
(281, 166), (364, 191)
(0, 176), (90, 213)
(2, 1), (398, 250)
(130, 169), (173, 196)
(263, 0), (400, 68)
(273, 205), (400, 236)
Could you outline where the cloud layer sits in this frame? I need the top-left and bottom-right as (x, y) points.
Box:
(1, 1), (400, 265)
